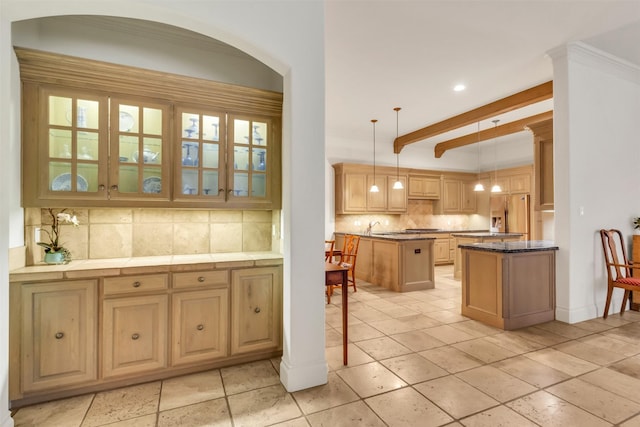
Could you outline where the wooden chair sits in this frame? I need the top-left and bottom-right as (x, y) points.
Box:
(327, 234), (360, 303)
(600, 229), (640, 318)
(325, 240), (335, 262)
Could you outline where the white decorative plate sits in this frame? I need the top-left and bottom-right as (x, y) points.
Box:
(119, 111), (135, 132)
(143, 176), (162, 193)
(51, 173), (89, 192)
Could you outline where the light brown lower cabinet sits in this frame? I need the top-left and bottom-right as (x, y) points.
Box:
(19, 280), (97, 393)
(231, 267), (282, 355)
(10, 264), (282, 408)
(102, 295), (168, 378)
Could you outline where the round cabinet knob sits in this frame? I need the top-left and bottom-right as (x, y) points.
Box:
(197, 276), (205, 283)
(197, 324), (204, 331)
(218, 188), (224, 194)
(132, 281), (141, 288)
(98, 184), (106, 191)
(110, 185), (119, 191)
(55, 332), (64, 339)
(131, 333), (140, 340)
(254, 307), (261, 314)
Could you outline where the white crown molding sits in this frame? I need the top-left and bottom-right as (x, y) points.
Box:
(548, 41), (640, 85)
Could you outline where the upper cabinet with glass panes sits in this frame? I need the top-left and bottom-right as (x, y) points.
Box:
(17, 47), (282, 209)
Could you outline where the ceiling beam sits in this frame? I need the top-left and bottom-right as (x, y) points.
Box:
(434, 111), (553, 158)
(394, 80), (553, 153)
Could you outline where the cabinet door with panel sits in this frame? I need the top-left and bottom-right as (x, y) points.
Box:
(408, 175), (441, 199)
(231, 267), (282, 355)
(172, 289), (229, 365)
(442, 180), (461, 212)
(366, 175), (387, 211)
(508, 174), (531, 194)
(387, 175), (407, 212)
(460, 181), (477, 213)
(343, 174), (367, 212)
(102, 294), (168, 378)
(20, 280), (97, 392)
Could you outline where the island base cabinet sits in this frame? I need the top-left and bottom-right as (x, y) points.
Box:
(172, 289), (229, 366)
(231, 267), (282, 355)
(461, 248), (555, 330)
(20, 281), (98, 393)
(102, 295), (168, 378)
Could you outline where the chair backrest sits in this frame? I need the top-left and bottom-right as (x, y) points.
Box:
(325, 240), (335, 262)
(340, 234), (360, 269)
(600, 229), (631, 282)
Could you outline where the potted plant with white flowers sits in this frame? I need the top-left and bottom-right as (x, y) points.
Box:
(37, 208), (79, 264)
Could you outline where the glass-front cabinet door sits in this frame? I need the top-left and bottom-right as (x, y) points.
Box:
(175, 107), (225, 201)
(228, 114), (271, 202)
(109, 98), (170, 200)
(42, 88), (108, 201)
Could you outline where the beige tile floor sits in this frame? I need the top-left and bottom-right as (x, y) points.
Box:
(11, 265), (640, 426)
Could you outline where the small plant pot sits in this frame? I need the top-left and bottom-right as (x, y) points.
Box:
(44, 251), (66, 265)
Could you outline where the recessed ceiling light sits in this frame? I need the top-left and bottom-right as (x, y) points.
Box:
(453, 84), (466, 92)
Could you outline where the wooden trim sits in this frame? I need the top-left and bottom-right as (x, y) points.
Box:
(434, 111), (553, 158)
(394, 81), (553, 153)
(14, 47), (283, 117)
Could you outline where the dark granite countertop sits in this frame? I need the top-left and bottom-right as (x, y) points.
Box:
(458, 240), (559, 253)
(450, 232), (524, 238)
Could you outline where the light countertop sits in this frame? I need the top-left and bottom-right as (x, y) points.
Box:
(10, 252), (283, 282)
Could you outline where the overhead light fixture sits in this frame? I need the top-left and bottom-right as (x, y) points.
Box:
(392, 107), (404, 190)
(490, 119), (502, 193)
(453, 83), (466, 92)
(370, 119), (379, 193)
(473, 121), (484, 192)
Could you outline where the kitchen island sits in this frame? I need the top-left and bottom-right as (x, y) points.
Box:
(459, 240), (558, 330)
(334, 232), (435, 292)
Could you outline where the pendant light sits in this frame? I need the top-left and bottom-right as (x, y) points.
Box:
(490, 119), (502, 193)
(392, 107), (404, 190)
(473, 121), (485, 192)
(370, 119), (379, 193)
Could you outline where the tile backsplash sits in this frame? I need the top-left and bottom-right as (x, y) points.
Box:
(24, 208), (280, 265)
(335, 200), (477, 234)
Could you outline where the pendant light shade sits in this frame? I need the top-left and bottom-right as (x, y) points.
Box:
(370, 119), (379, 193)
(392, 107), (404, 190)
(473, 121), (484, 192)
(490, 119), (502, 193)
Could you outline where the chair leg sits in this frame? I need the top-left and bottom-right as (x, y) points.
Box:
(603, 286), (613, 319)
(621, 290), (631, 315)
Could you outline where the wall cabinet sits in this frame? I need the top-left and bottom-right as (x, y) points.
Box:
(10, 262), (282, 407)
(438, 178), (476, 214)
(19, 280), (97, 392)
(529, 118), (554, 211)
(17, 47), (282, 209)
(408, 175), (441, 199)
(334, 163), (407, 213)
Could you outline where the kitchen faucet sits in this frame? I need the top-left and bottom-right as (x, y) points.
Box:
(366, 220), (380, 236)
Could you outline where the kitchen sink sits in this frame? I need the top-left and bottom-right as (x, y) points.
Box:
(404, 228), (441, 233)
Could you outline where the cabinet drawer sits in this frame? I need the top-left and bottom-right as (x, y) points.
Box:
(104, 274), (168, 296)
(173, 270), (229, 289)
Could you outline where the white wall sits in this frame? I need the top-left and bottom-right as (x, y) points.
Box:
(551, 42), (640, 323)
(0, 1), (326, 423)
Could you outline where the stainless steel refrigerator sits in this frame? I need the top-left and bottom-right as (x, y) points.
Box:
(490, 194), (530, 239)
